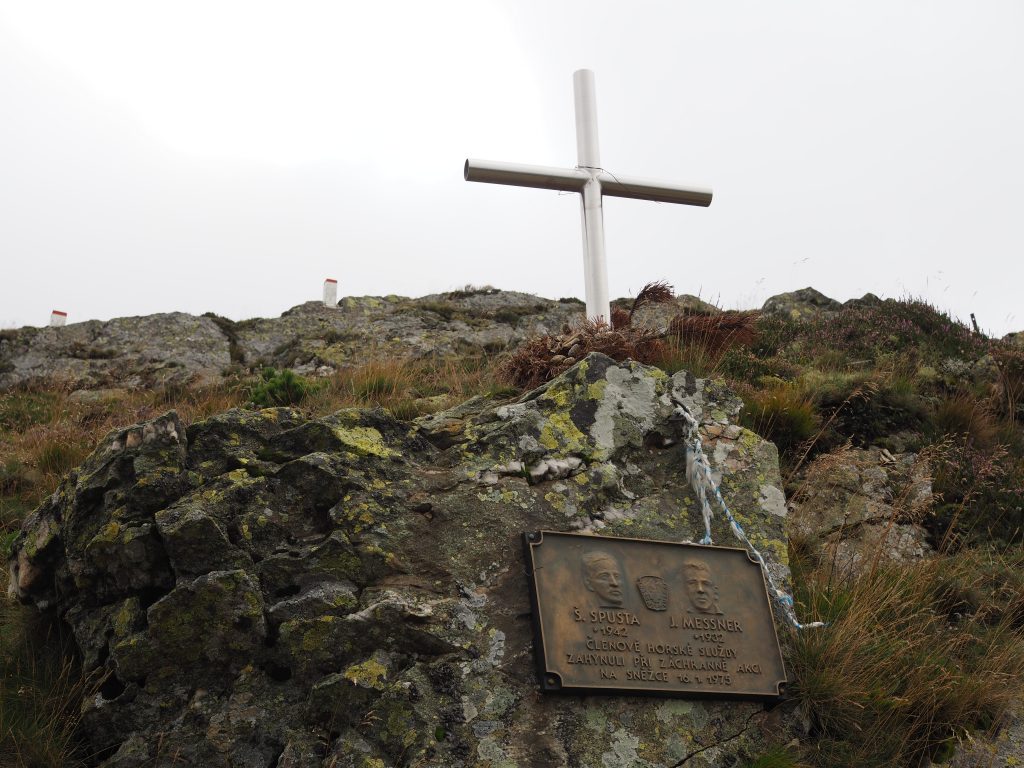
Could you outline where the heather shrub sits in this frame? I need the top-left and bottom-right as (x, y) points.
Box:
(788, 299), (989, 367)
(931, 442), (1024, 546)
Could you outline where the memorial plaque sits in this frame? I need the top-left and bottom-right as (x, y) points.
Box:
(523, 531), (787, 699)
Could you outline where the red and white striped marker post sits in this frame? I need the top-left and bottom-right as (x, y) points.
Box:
(50, 310), (67, 327)
(323, 279), (338, 308)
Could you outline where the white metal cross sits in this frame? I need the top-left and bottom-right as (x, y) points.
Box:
(465, 69), (713, 322)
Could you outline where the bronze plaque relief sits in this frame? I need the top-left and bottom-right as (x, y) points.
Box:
(523, 531), (786, 699)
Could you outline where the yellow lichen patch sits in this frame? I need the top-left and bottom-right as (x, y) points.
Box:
(330, 425), (397, 458)
(737, 428), (761, 452)
(540, 380), (575, 409)
(112, 600), (137, 638)
(300, 616), (337, 652)
(344, 658), (389, 689)
(544, 491), (566, 511)
(586, 379), (608, 401)
(94, 520), (122, 543)
(539, 411), (588, 455)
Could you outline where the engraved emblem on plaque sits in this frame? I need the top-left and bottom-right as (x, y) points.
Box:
(635, 576), (668, 611)
(523, 530), (787, 699)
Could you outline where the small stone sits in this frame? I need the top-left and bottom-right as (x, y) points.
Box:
(529, 460), (550, 482)
(704, 424), (724, 439)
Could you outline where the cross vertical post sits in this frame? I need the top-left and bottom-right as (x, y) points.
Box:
(465, 70), (713, 323)
(572, 70), (610, 322)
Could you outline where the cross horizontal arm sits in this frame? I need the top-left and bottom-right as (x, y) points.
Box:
(464, 159), (590, 193)
(464, 159), (712, 207)
(597, 172), (712, 207)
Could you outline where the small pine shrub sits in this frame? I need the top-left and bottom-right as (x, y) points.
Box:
(249, 368), (315, 408)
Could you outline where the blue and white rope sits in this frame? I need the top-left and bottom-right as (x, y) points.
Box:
(674, 403), (826, 631)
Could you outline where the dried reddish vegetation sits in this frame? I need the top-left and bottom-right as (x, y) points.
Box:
(498, 281), (759, 389)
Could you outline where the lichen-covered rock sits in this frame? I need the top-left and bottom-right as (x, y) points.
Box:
(0, 290), (585, 392)
(788, 447), (934, 576)
(0, 313), (231, 391)
(761, 287), (841, 320)
(8, 353), (802, 767)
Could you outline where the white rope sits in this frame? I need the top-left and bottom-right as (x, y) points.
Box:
(673, 401), (826, 631)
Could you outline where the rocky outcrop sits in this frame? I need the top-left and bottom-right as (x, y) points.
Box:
(1005, 330), (1024, 348)
(0, 313), (231, 391)
(761, 288), (841, 320)
(788, 447), (934, 577)
(9, 354), (799, 767)
(0, 290), (585, 392)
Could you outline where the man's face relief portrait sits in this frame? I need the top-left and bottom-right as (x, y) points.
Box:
(683, 559), (721, 614)
(581, 550), (624, 607)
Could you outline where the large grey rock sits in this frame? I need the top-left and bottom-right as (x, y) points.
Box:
(9, 354), (801, 767)
(0, 313), (230, 391)
(0, 290), (585, 392)
(761, 287), (841, 320)
(788, 446), (934, 577)
(1004, 330), (1024, 348)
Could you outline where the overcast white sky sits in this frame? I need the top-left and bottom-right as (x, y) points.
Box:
(1, 1), (1021, 335)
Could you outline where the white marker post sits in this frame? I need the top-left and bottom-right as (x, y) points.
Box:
(465, 69), (713, 322)
(323, 279), (338, 308)
(50, 310), (67, 327)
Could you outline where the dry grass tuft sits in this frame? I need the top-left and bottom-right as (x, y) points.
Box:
(609, 306), (632, 330)
(500, 281), (760, 388)
(498, 319), (665, 389)
(790, 548), (1024, 767)
(666, 310), (759, 352)
(311, 356), (505, 419)
(934, 393), (1001, 450)
(738, 383), (819, 458)
(0, 602), (95, 767)
(629, 280), (676, 318)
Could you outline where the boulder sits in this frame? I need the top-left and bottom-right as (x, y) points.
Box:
(761, 288), (841, 320)
(0, 313), (230, 391)
(1004, 330), (1024, 348)
(9, 354), (800, 767)
(788, 446), (934, 577)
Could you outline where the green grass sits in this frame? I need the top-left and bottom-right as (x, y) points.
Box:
(0, 602), (92, 767)
(0, 391), (60, 433)
(738, 383), (820, 458)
